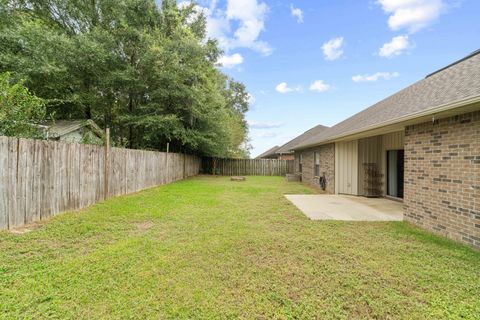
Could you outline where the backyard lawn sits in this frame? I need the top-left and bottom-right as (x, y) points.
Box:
(0, 176), (479, 319)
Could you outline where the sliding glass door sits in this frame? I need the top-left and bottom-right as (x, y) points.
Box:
(387, 150), (404, 198)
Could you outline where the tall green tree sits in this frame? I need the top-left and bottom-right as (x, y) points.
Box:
(0, 0), (251, 157)
(0, 72), (46, 138)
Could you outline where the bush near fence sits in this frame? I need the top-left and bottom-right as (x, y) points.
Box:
(0, 136), (200, 230)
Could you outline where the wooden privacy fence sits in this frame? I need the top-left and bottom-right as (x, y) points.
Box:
(0, 136), (200, 230)
(202, 158), (294, 176)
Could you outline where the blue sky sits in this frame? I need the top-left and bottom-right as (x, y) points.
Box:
(188, 0), (480, 157)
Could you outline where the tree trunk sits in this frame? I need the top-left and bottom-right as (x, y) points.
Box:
(128, 95), (134, 149)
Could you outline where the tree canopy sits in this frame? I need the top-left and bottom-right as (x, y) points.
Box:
(0, 0), (251, 157)
(0, 72), (46, 138)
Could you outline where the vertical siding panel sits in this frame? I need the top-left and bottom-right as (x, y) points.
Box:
(336, 140), (359, 195)
(334, 143), (339, 194)
(358, 136), (383, 196)
(383, 131), (405, 150)
(353, 140), (358, 195)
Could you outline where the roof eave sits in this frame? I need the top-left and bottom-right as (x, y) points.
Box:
(293, 95), (480, 150)
(276, 125), (329, 153)
(85, 119), (105, 139)
(275, 151), (294, 155)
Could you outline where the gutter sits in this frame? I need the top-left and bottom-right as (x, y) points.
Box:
(294, 95), (480, 150)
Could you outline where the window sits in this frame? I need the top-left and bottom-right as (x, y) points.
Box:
(299, 153), (303, 173)
(314, 152), (320, 177)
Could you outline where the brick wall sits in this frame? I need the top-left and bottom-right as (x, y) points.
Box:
(278, 154), (294, 161)
(404, 111), (480, 249)
(295, 144), (335, 193)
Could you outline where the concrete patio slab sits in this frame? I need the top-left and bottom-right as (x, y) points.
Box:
(285, 194), (403, 221)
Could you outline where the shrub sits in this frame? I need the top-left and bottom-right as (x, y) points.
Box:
(0, 72), (46, 138)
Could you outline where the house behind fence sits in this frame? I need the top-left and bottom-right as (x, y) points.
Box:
(0, 136), (200, 230)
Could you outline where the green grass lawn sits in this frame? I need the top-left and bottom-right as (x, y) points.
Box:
(0, 176), (479, 319)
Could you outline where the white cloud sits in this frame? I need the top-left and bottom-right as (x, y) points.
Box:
(309, 80), (331, 92)
(248, 120), (285, 129)
(377, 0), (446, 33)
(217, 53), (244, 68)
(352, 72), (400, 82)
(290, 4), (303, 23)
(379, 35), (410, 57)
(257, 132), (279, 138)
(201, 0), (272, 56)
(177, 1), (191, 9)
(275, 82), (301, 93)
(276, 82), (291, 93)
(321, 37), (344, 61)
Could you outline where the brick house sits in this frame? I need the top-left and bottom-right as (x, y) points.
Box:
(274, 125), (329, 164)
(291, 50), (480, 249)
(255, 145), (283, 159)
(256, 125), (329, 161)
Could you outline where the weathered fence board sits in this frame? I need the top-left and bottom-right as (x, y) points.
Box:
(201, 158), (294, 176)
(0, 136), (201, 231)
(0, 137), (8, 228)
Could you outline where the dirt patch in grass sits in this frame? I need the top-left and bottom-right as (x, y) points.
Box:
(9, 222), (44, 234)
(133, 220), (154, 234)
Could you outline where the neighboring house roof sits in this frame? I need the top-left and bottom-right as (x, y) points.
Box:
(295, 49), (480, 150)
(275, 124), (329, 154)
(44, 120), (104, 139)
(255, 145), (280, 159)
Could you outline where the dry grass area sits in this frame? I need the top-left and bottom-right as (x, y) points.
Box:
(0, 176), (479, 319)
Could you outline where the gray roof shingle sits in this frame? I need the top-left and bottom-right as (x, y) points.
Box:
(44, 120), (104, 138)
(275, 124), (329, 154)
(255, 145), (280, 159)
(295, 50), (480, 149)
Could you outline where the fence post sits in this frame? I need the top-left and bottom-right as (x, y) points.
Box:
(104, 128), (110, 200)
